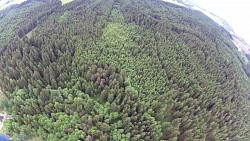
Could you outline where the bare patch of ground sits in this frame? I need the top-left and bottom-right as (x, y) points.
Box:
(61, 0), (75, 5)
(232, 37), (250, 55)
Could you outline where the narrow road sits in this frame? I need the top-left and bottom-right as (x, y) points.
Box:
(0, 121), (3, 131)
(0, 89), (5, 131)
(0, 112), (7, 131)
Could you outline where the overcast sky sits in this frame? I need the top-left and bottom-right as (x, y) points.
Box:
(0, 0), (26, 10)
(190, 0), (250, 45)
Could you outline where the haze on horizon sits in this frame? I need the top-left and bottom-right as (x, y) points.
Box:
(0, 0), (27, 10)
(189, 0), (250, 45)
(1, 0), (250, 45)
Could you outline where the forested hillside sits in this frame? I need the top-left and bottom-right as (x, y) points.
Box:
(0, 0), (249, 140)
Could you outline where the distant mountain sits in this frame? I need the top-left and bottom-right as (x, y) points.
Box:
(178, 0), (236, 33)
(165, 0), (235, 32)
(164, 0), (250, 55)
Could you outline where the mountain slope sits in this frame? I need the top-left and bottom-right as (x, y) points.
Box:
(0, 0), (249, 140)
(0, 0), (61, 45)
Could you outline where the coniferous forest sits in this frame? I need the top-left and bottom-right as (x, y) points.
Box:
(0, 0), (250, 140)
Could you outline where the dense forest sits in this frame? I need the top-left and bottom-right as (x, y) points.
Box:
(0, 0), (250, 140)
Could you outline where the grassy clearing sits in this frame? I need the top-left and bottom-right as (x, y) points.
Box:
(27, 137), (44, 141)
(59, 11), (70, 22)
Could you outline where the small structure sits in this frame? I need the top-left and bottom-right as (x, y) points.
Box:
(6, 115), (12, 120)
(0, 112), (12, 120)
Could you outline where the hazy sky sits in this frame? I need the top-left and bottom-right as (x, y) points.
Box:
(0, 0), (27, 10)
(190, 0), (250, 44)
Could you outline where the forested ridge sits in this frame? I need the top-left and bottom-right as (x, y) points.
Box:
(0, 0), (249, 140)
